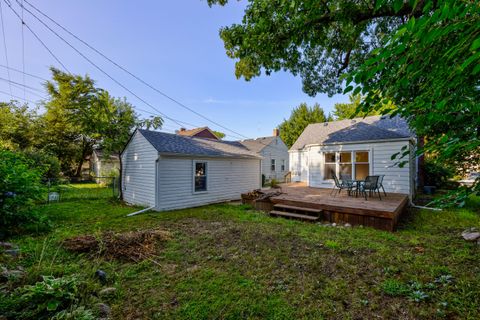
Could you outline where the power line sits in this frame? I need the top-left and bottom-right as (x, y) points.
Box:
(0, 1), (12, 98)
(12, 0), (202, 129)
(21, 0), (251, 140)
(0, 76), (46, 99)
(2, 0), (70, 73)
(0, 63), (48, 81)
(20, 0), (25, 98)
(0, 88), (35, 103)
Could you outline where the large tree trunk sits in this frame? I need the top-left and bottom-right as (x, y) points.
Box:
(74, 138), (93, 178)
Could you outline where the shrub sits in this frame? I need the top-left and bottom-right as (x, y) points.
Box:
(424, 158), (454, 188)
(23, 150), (62, 181)
(0, 148), (46, 237)
(0, 275), (92, 320)
(270, 178), (280, 188)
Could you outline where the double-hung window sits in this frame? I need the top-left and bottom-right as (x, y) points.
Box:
(271, 159), (276, 171)
(281, 159), (286, 171)
(194, 161), (207, 192)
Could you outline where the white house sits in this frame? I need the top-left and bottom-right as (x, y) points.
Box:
(90, 149), (120, 178)
(289, 115), (417, 197)
(121, 129), (262, 211)
(239, 129), (289, 182)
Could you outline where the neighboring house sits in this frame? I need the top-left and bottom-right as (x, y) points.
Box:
(121, 129), (261, 211)
(239, 129), (289, 181)
(90, 149), (120, 177)
(176, 126), (220, 140)
(289, 115), (417, 197)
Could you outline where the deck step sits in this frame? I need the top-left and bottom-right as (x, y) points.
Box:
(269, 210), (319, 221)
(273, 204), (322, 214)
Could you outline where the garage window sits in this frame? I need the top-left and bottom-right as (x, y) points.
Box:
(194, 161), (207, 192)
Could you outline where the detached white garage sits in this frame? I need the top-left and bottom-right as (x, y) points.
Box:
(121, 129), (262, 211)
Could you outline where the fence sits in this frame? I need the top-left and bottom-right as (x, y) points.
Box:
(44, 176), (120, 203)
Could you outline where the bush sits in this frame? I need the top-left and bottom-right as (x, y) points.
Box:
(0, 149), (46, 237)
(23, 150), (62, 181)
(424, 158), (454, 188)
(0, 275), (93, 320)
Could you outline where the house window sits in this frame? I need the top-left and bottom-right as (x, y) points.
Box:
(271, 159), (276, 171)
(323, 151), (370, 180)
(355, 151), (369, 180)
(281, 159), (285, 171)
(324, 152), (336, 180)
(194, 161), (207, 192)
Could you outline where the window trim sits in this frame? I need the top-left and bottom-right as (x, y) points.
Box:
(271, 159), (276, 171)
(193, 160), (208, 194)
(323, 150), (370, 181)
(281, 159), (286, 171)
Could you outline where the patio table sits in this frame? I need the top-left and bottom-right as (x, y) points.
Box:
(349, 179), (365, 197)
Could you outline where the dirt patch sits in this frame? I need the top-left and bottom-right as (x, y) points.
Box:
(62, 229), (172, 262)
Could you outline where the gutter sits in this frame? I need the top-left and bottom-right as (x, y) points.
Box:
(289, 137), (414, 152)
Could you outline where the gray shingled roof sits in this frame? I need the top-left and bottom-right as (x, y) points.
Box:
(290, 115), (414, 151)
(238, 136), (276, 153)
(138, 129), (261, 159)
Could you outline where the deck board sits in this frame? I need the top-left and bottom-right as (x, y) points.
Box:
(270, 182), (409, 231)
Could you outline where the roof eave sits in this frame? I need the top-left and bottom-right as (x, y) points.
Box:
(158, 152), (262, 160)
(289, 136), (415, 152)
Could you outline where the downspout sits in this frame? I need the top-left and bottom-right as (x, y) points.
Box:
(127, 154), (161, 217)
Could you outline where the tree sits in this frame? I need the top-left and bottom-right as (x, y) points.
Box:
(0, 102), (40, 150)
(43, 68), (99, 176)
(346, 0), (480, 204)
(212, 130), (226, 139)
(95, 91), (163, 199)
(208, 0), (428, 96)
(333, 94), (389, 120)
(278, 103), (328, 148)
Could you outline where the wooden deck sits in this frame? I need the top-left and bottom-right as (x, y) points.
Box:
(269, 182), (409, 231)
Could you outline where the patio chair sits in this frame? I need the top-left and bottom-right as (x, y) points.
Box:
(377, 174), (387, 196)
(331, 173), (353, 197)
(359, 175), (381, 200)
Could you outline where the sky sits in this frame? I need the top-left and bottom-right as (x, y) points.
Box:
(0, 0), (348, 139)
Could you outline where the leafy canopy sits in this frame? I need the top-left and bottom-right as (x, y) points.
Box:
(278, 103), (329, 148)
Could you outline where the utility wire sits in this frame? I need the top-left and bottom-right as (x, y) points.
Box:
(0, 1), (12, 98)
(11, 0), (202, 129)
(0, 87), (35, 103)
(21, 0), (251, 140)
(0, 63), (48, 81)
(2, 0), (70, 73)
(20, 0), (25, 98)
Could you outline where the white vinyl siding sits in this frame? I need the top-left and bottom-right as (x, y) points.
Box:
(121, 131), (158, 207)
(157, 157), (261, 211)
(291, 140), (413, 196)
(259, 136), (289, 181)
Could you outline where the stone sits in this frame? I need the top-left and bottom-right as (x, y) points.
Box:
(97, 303), (111, 318)
(99, 287), (117, 297)
(95, 270), (107, 285)
(331, 223), (337, 227)
(461, 230), (480, 241)
(344, 223), (352, 228)
(0, 242), (15, 249)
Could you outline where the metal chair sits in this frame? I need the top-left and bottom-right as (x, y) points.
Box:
(331, 173), (353, 197)
(359, 175), (381, 200)
(377, 174), (387, 196)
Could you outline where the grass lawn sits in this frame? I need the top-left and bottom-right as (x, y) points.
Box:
(1, 183), (480, 319)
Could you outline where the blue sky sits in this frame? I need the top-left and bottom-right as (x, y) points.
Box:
(1, 0), (347, 139)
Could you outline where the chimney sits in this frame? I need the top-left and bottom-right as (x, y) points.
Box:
(273, 128), (280, 136)
(180, 127), (186, 132)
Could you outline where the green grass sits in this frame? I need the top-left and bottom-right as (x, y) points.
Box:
(2, 183), (480, 319)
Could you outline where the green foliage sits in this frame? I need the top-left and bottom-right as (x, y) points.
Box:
(269, 178), (279, 188)
(0, 101), (40, 150)
(22, 150), (62, 181)
(348, 0), (480, 202)
(208, 0), (421, 96)
(278, 103), (328, 148)
(423, 158), (455, 187)
(381, 279), (409, 296)
(212, 130), (226, 139)
(333, 94), (387, 120)
(0, 275), (91, 320)
(0, 149), (46, 237)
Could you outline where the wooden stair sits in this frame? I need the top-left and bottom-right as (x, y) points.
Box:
(269, 204), (322, 222)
